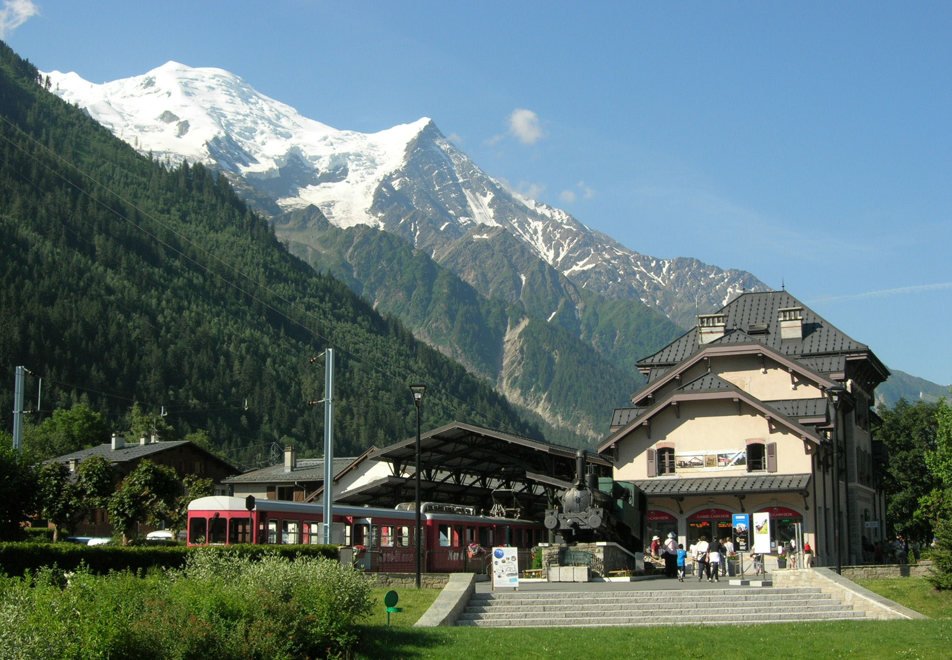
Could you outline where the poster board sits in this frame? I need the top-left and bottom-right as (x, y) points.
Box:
(491, 547), (519, 590)
(752, 512), (772, 554)
(732, 513), (750, 553)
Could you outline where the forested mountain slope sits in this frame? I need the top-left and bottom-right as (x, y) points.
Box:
(0, 42), (539, 467)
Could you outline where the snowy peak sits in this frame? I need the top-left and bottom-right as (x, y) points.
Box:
(43, 62), (766, 326)
(45, 62), (433, 228)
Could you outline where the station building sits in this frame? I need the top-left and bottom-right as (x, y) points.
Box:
(599, 290), (888, 567)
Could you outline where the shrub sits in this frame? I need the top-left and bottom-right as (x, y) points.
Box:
(0, 550), (372, 659)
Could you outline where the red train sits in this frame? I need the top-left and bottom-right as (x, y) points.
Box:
(186, 496), (544, 573)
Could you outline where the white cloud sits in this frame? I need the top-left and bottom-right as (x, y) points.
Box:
(811, 282), (952, 304)
(508, 108), (543, 145)
(519, 182), (545, 200)
(0, 0), (38, 38)
(560, 182), (595, 205)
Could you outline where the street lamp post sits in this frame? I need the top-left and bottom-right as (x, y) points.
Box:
(827, 384), (846, 575)
(410, 384), (426, 588)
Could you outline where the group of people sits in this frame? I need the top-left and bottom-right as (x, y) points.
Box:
(651, 533), (736, 582)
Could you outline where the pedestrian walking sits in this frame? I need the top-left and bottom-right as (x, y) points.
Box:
(663, 532), (679, 578)
(694, 536), (710, 581)
(707, 537), (722, 582)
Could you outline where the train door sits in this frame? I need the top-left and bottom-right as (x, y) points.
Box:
(354, 518), (372, 569)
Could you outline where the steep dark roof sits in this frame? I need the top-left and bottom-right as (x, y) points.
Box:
(224, 457), (357, 484)
(57, 440), (193, 464)
(51, 440), (238, 474)
(638, 290), (879, 371)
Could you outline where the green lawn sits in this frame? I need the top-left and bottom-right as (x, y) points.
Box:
(855, 575), (952, 619)
(355, 578), (952, 659)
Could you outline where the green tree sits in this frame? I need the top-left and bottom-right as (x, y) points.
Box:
(167, 473), (215, 537)
(125, 402), (175, 443)
(35, 455), (115, 541)
(75, 455), (115, 510)
(0, 444), (36, 540)
(35, 461), (77, 542)
(875, 398), (940, 541)
(107, 460), (182, 545)
(920, 395), (952, 589)
(23, 403), (110, 461)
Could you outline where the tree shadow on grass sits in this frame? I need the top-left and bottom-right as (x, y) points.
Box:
(355, 626), (447, 659)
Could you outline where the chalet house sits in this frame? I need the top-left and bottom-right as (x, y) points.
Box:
(224, 445), (375, 502)
(599, 291), (888, 568)
(52, 435), (238, 537)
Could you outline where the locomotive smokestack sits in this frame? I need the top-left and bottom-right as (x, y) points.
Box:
(575, 449), (586, 487)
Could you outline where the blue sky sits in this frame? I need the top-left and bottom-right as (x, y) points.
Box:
(4, 1), (950, 387)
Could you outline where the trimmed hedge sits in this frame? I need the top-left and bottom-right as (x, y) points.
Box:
(0, 542), (340, 577)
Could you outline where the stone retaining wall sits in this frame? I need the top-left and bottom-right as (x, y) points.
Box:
(364, 572), (450, 589)
(840, 562), (932, 580)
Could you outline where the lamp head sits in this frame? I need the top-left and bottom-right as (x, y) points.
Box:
(410, 383), (426, 403)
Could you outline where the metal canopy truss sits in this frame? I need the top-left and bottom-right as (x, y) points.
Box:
(335, 422), (612, 520)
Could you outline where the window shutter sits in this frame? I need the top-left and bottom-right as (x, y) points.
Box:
(647, 448), (656, 477)
(766, 442), (778, 473)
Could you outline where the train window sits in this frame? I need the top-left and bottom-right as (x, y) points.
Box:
(209, 517), (227, 544)
(189, 517), (207, 544)
(229, 518), (251, 544)
(453, 525), (464, 546)
(283, 520), (300, 544)
(267, 520), (278, 544)
(380, 526), (393, 547)
(465, 527), (475, 544)
(395, 526), (410, 547)
(306, 522), (321, 544)
(438, 525), (452, 547)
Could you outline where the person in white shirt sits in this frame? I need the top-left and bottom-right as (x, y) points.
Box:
(721, 537), (735, 576)
(694, 536), (710, 581)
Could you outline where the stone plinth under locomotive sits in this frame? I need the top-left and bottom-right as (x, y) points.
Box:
(544, 450), (646, 553)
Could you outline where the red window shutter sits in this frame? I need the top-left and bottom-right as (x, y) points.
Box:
(766, 442), (778, 473)
(647, 448), (656, 477)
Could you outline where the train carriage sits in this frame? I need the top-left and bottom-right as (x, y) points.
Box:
(187, 496), (544, 574)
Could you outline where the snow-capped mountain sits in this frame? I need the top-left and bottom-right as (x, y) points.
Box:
(45, 62), (765, 329)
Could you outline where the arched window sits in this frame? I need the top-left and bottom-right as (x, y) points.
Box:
(648, 444), (676, 477)
(746, 440), (777, 473)
(747, 442), (766, 471)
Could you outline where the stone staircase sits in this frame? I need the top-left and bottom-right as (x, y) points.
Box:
(456, 587), (866, 627)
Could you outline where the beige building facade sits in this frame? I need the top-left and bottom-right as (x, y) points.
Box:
(599, 291), (888, 569)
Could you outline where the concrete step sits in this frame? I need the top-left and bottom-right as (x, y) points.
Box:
(458, 587), (865, 628)
(456, 609), (866, 627)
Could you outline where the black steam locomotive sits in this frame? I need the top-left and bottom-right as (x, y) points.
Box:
(544, 450), (646, 553)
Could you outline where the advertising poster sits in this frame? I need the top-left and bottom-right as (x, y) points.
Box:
(752, 512), (771, 554)
(492, 547), (519, 589)
(732, 513), (750, 552)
